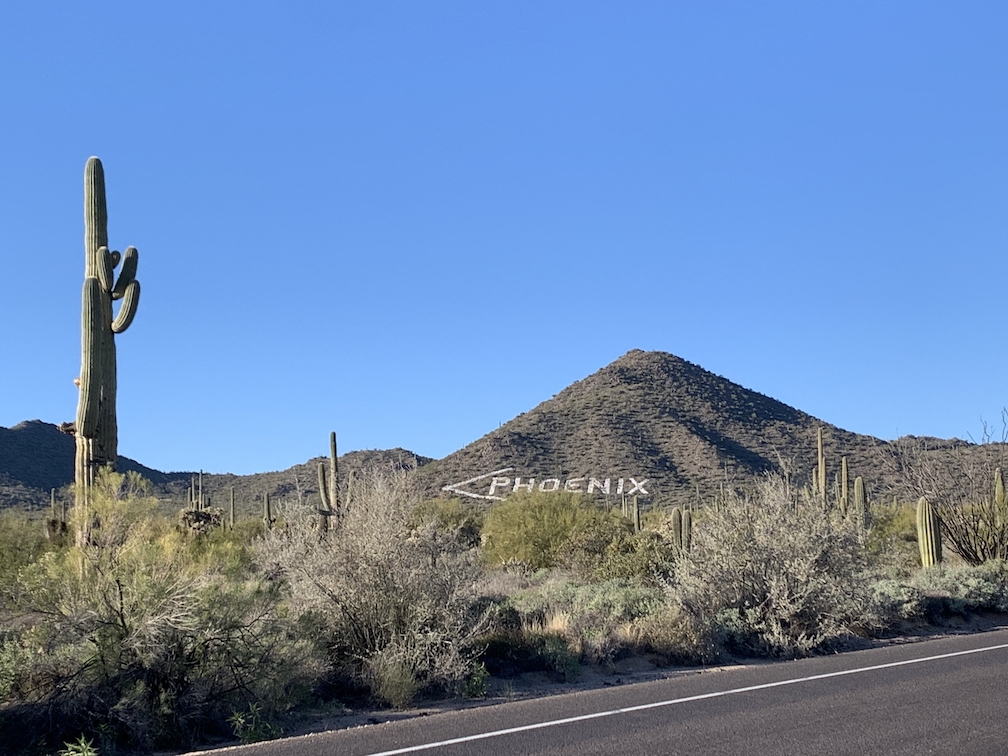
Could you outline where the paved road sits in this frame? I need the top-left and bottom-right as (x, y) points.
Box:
(194, 629), (1008, 755)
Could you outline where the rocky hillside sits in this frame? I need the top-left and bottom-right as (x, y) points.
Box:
(414, 349), (887, 506)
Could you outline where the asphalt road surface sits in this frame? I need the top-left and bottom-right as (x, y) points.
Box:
(192, 629), (1008, 755)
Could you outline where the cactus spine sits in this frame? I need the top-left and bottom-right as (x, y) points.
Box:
(74, 157), (141, 519)
(916, 496), (942, 567)
(317, 431), (340, 533)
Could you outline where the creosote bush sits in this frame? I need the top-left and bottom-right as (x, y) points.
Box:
(482, 491), (626, 569)
(671, 474), (870, 658)
(255, 468), (486, 708)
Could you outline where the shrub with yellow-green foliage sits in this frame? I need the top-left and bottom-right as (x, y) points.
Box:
(0, 509), (52, 603)
(482, 491), (621, 568)
(560, 516), (678, 584)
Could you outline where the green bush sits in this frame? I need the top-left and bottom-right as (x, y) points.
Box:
(0, 509), (52, 603)
(561, 519), (677, 584)
(482, 492), (616, 568)
(412, 497), (484, 549)
(912, 560), (1008, 613)
(864, 502), (918, 570)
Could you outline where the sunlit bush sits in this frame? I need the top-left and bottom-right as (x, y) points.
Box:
(670, 474), (870, 658)
(256, 468), (486, 708)
(481, 491), (619, 568)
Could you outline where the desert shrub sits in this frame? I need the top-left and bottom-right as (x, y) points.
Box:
(481, 629), (581, 681)
(476, 572), (667, 669)
(868, 561), (1008, 627)
(911, 560), (1008, 614)
(869, 580), (928, 623)
(481, 492), (616, 568)
(412, 497), (484, 549)
(0, 471), (308, 753)
(670, 474), (870, 658)
(561, 518), (677, 584)
(0, 510), (51, 604)
(864, 501), (919, 571)
(887, 432), (1008, 565)
(508, 575), (664, 631)
(255, 468), (486, 708)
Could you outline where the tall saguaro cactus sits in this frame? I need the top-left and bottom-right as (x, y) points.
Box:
(74, 157), (141, 509)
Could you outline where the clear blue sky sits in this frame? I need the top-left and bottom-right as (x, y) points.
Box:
(2, 1), (1006, 474)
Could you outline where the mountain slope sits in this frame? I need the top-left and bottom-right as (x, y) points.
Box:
(416, 350), (884, 504)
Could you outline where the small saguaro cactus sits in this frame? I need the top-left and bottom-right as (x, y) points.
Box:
(670, 506), (692, 553)
(263, 491), (274, 529)
(229, 486), (236, 530)
(839, 456), (849, 517)
(916, 496), (942, 568)
(632, 495), (641, 533)
(995, 468), (1005, 526)
(74, 157), (141, 516)
(44, 488), (68, 545)
(317, 431), (340, 533)
(853, 475), (866, 519)
(817, 427), (827, 508)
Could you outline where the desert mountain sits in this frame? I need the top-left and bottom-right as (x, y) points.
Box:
(415, 350), (886, 505)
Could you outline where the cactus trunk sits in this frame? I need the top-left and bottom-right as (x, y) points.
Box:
(817, 427), (826, 508)
(916, 496), (942, 568)
(317, 431), (341, 533)
(839, 456), (849, 517)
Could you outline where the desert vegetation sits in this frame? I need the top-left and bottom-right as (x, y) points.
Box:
(4, 438), (1008, 754)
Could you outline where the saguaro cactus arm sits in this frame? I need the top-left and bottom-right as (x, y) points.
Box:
(111, 279), (141, 332)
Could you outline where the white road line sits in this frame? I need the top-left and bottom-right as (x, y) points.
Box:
(365, 641), (1008, 756)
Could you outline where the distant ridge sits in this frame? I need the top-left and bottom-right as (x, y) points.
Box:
(0, 350), (983, 511)
(0, 419), (432, 511)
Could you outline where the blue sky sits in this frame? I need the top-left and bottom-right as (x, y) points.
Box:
(1, 1), (1006, 474)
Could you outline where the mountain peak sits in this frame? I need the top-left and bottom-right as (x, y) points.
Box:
(418, 349), (877, 504)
